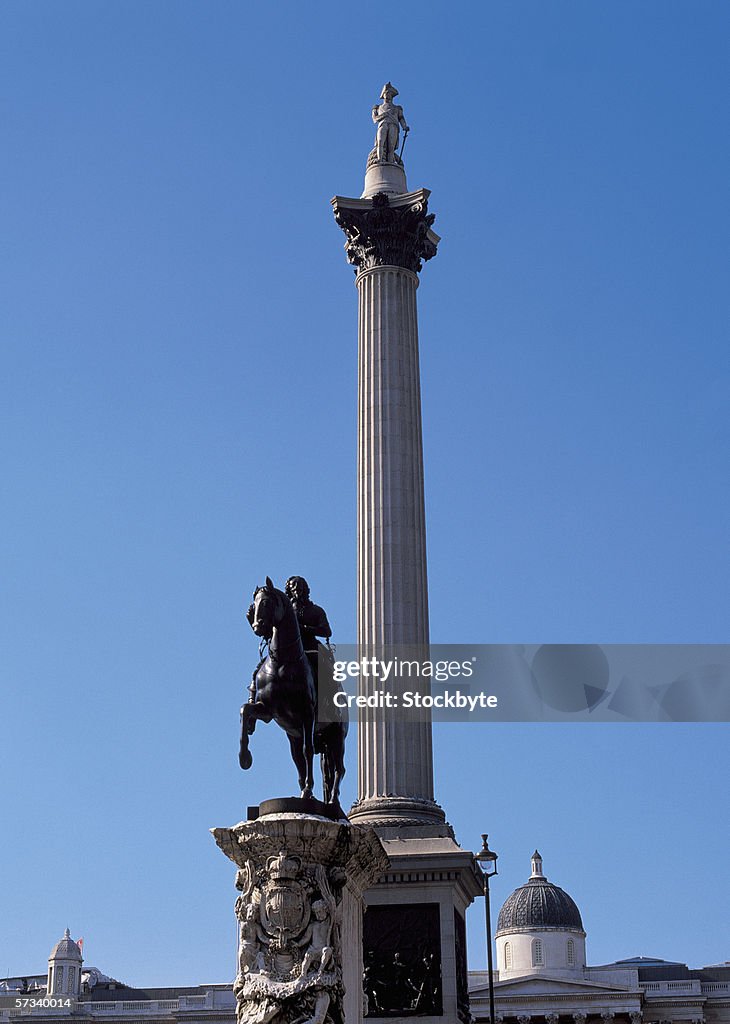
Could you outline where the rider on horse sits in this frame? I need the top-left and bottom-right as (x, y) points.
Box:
(285, 575), (333, 680)
(241, 577), (347, 804)
(246, 576), (333, 710)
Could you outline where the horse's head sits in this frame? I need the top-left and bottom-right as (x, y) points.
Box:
(250, 576), (285, 639)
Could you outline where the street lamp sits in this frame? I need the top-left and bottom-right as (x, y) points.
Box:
(475, 834), (498, 1024)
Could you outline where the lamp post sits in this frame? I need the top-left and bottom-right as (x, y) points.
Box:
(475, 834), (498, 1024)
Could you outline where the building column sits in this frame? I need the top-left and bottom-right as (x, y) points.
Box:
(331, 94), (484, 1024)
(332, 188), (444, 828)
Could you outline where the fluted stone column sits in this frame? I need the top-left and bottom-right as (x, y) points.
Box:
(356, 264), (428, 650)
(332, 188), (445, 829)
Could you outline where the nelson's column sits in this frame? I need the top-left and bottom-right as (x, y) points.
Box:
(332, 84), (482, 1024)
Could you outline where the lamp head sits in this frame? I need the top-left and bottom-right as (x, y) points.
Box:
(475, 834), (498, 877)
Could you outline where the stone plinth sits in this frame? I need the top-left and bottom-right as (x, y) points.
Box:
(362, 835), (483, 1024)
(212, 812), (387, 1024)
(362, 156), (407, 198)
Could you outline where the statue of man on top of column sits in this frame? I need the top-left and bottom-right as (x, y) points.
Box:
(371, 82), (409, 165)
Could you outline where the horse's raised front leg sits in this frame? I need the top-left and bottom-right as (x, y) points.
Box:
(239, 704), (254, 769)
(239, 702), (272, 770)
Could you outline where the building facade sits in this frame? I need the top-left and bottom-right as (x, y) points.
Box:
(2, 861), (728, 1024)
(0, 932), (235, 1024)
(469, 853), (730, 1024)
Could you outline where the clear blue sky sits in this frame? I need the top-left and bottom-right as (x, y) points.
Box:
(1, 0), (728, 986)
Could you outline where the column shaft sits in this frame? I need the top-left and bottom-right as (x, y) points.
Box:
(354, 265), (440, 822)
(357, 265), (429, 650)
(332, 189), (443, 827)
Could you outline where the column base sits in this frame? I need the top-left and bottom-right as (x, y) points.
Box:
(349, 796), (447, 830)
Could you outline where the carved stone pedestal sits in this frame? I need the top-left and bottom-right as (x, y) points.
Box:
(212, 810), (387, 1024)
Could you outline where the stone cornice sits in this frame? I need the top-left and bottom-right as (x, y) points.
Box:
(331, 188), (440, 274)
(373, 837), (485, 903)
(470, 992), (643, 1006)
(496, 926), (588, 938)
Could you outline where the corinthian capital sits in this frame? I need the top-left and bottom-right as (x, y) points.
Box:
(332, 190), (439, 275)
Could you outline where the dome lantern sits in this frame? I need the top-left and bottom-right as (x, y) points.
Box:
(530, 850), (545, 880)
(47, 929), (83, 997)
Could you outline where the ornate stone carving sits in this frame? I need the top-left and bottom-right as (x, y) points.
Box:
(630, 1013), (643, 1024)
(601, 1012), (615, 1024)
(546, 1014), (560, 1024)
(213, 815), (388, 1024)
(233, 853), (338, 1024)
(573, 1014), (587, 1024)
(333, 192), (437, 275)
(518, 1015), (532, 1024)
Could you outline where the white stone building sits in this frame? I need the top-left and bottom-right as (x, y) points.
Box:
(469, 852), (730, 1024)
(0, 931), (235, 1024)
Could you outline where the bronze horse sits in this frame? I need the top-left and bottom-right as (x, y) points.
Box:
(239, 578), (347, 806)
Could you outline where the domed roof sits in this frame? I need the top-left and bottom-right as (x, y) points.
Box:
(496, 851), (584, 935)
(49, 929), (82, 961)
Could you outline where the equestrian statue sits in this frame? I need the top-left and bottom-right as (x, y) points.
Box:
(239, 576), (348, 808)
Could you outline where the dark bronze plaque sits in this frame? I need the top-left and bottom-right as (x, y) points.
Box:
(363, 902), (442, 1017)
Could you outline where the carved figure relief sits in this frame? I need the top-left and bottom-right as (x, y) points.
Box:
(232, 851), (344, 1024)
(363, 903), (442, 1017)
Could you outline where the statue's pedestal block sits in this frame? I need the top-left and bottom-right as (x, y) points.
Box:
(253, 797), (346, 822)
(362, 156), (407, 198)
(361, 825), (483, 1024)
(212, 808), (387, 1024)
